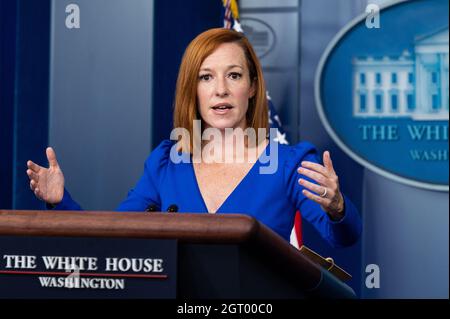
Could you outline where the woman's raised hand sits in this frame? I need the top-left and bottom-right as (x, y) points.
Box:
(26, 147), (65, 205)
(297, 151), (345, 221)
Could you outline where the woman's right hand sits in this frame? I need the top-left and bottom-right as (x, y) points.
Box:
(27, 147), (65, 205)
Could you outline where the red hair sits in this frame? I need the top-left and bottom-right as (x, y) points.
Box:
(173, 28), (269, 152)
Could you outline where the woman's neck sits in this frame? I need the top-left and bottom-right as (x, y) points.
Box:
(199, 128), (268, 164)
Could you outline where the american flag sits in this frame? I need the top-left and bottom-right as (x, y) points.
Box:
(221, 0), (302, 248)
(221, 0), (243, 31)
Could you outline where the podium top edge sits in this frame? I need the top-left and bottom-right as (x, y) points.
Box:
(0, 210), (259, 243)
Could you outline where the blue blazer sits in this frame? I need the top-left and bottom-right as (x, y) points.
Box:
(54, 140), (362, 248)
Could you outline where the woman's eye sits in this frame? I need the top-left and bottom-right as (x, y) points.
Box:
(229, 72), (242, 80)
(199, 74), (212, 81)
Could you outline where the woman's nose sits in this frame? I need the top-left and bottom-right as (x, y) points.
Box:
(215, 78), (230, 97)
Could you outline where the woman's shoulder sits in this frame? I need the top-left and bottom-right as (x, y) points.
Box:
(152, 139), (175, 154)
(278, 141), (319, 164)
(144, 139), (175, 170)
(277, 141), (320, 190)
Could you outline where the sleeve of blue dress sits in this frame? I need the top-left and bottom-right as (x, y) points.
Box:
(48, 188), (83, 211)
(115, 140), (172, 211)
(284, 142), (362, 248)
(50, 140), (172, 212)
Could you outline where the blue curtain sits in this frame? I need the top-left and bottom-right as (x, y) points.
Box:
(0, 0), (17, 209)
(152, 0), (223, 146)
(0, 0), (51, 209)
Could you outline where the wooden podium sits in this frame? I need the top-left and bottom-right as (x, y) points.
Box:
(0, 210), (356, 298)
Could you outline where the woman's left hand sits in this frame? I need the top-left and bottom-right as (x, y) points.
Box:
(297, 151), (345, 221)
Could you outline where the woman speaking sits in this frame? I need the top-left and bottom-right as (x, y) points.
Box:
(26, 28), (361, 248)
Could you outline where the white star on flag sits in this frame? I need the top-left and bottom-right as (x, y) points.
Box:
(273, 130), (289, 145)
(233, 20), (244, 33)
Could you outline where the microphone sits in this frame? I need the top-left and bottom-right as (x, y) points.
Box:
(145, 204), (160, 212)
(167, 204), (178, 213)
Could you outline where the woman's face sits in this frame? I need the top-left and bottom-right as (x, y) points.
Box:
(197, 42), (256, 131)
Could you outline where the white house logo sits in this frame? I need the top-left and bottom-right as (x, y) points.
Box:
(353, 28), (449, 121)
(315, 0), (448, 191)
(241, 18), (276, 59)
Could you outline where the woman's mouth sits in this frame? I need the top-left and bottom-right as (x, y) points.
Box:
(211, 104), (233, 114)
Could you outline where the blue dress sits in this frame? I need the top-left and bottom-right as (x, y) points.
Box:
(55, 140), (362, 248)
